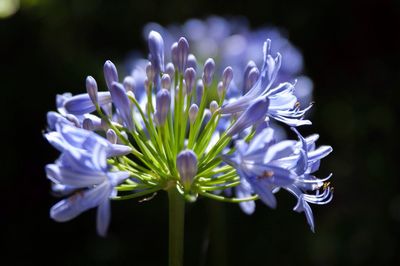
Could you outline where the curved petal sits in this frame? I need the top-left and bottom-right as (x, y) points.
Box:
(50, 181), (111, 222)
(64, 92), (112, 115)
(97, 199), (111, 237)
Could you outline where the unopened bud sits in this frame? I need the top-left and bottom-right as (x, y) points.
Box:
(86, 76), (98, 105)
(202, 58), (215, 86)
(217, 81), (224, 99)
(148, 30), (165, 72)
(123, 76), (136, 93)
(154, 89), (171, 126)
(176, 149), (198, 189)
(209, 101), (218, 114)
(166, 63), (175, 81)
(146, 62), (155, 81)
(82, 118), (94, 130)
(222, 66), (233, 89)
(161, 74), (171, 90)
(189, 104), (199, 124)
(187, 54), (197, 71)
(106, 129), (118, 144)
(196, 79), (204, 105)
(104, 60), (119, 90)
(171, 42), (179, 69)
(184, 67), (196, 94)
(177, 37), (189, 72)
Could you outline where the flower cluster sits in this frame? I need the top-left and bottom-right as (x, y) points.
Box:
(44, 29), (332, 236)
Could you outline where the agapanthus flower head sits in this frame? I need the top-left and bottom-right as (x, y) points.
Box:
(44, 28), (332, 236)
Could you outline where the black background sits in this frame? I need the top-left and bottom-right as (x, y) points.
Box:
(2, 0), (400, 265)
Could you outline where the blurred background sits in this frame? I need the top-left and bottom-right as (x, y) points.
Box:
(2, 0), (400, 265)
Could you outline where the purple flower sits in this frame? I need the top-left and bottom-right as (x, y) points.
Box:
(46, 138), (130, 236)
(223, 127), (332, 231)
(221, 40), (311, 127)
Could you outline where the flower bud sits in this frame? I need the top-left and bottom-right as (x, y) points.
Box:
(146, 62), (155, 82)
(165, 63), (175, 81)
(148, 30), (165, 72)
(187, 54), (197, 71)
(82, 118), (94, 130)
(110, 82), (134, 131)
(86, 76), (98, 105)
(104, 60), (119, 90)
(222, 66), (233, 89)
(171, 42), (179, 69)
(184, 67), (196, 94)
(189, 104), (199, 124)
(161, 74), (171, 90)
(202, 58), (215, 86)
(106, 129), (118, 144)
(245, 67), (260, 94)
(154, 89), (171, 126)
(123, 76), (136, 93)
(196, 79), (204, 105)
(209, 100), (218, 114)
(217, 81), (224, 99)
(176, 149), (198, 189)
(177, 37), (189, 72)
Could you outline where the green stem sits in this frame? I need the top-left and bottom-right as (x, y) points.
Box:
(168, 186), (185, 266)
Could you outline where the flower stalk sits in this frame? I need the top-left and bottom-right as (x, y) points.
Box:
(168, 185), (185, 266)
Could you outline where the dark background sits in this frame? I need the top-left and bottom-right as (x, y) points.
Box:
(2, 0), (400, 265)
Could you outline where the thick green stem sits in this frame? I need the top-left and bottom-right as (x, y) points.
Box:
(168, 187), (185, 266)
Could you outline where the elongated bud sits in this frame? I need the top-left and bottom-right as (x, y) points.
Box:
(177, 37), (189, 72)
(196, 79), (204, 105)
(200, 109), (211, 132)
(154, 89), (171, 125)
(210, 100), (218, 114)
(187, 54), (197, 71)
(82, 118), (94, 130)
(171, 42), (179, 69)
(146, 62), (155, 82)
(148, 30), (165, 72)
(104, 60), (119, 90)
(217, 81), (224, 99)
(184, 67), (196, 94)
(123, 76), (135, 93)
(189, 104), (199, 124)
(202, 58), (215, 86)
(226, 97), (269, 136)
(110, 82), (134, 131)
(144, 78), (150, 94)
(245, 67), (260, 93)
(166, 63), (175, 81)
(106, 129), (117, 144)
(176, 149), (198, 189)
(86, 76), (98, 105)
(222, 66), (233, 89)
(82, 117), (102, 131)
(161, 74), (171, 90)
(243, 60), (257, 84)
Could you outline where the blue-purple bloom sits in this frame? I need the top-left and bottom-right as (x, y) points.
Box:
(44, 26), (332, 237)
(223, 127), (332, 231)
(45, 123), (130, 236)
